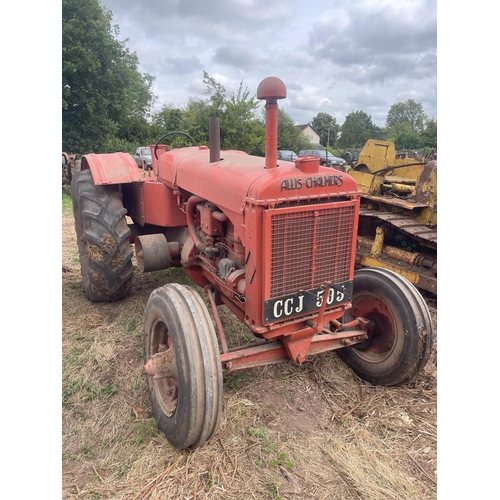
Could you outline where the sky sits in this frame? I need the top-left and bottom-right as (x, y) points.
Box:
(100, 0), (437, 128)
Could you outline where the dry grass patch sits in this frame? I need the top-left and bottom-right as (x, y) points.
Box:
(62, 209), (437, 500)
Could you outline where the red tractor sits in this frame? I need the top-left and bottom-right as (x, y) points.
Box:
(71, 77), (434, 450)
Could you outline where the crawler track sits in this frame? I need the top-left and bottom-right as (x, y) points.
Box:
(359, 209), (437, 250)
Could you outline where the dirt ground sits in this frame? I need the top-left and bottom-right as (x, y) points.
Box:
(62, 206), (437, 500)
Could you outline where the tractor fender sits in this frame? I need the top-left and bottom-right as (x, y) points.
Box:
(81, 153), (143, 185)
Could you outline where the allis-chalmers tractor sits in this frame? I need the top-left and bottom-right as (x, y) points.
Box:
(71, 77), (434, 450)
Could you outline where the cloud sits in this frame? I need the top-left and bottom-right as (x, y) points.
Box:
(213, 46), (267, 70)
(100, 0), (437, 126)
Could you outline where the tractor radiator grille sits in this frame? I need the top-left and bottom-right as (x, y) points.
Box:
(269, 203), (355, 299)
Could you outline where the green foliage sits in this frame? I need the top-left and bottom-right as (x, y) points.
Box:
(182, 71), (264, 154)
(419, 118), (437, 149)
(62, 0), (155, 154)
(62, 189), (73, 213)
(325, 147), (344, 159)
(207, 473), (218, 488)
(266, 482), (282, 499)
(102, 137), (137, 155)
(115, 115), (153, 146)
(338, 101), (435, 150)
(151, 104), (185, 141)
(122, 316), (140, 335)
(384, 99), (431, 149)
(116, 465), (130, 479)
(338, 111), (383, 148)
(224, 372), (250, 389)
(270, 452), (294, 468)
(249, 427), (268, 439)
(386, 99), (427, 134)
(63, 379), (119, 407)
(386, 122), (422, 150)
(311, 112), (340, 148)
(277, 109), (312, 153)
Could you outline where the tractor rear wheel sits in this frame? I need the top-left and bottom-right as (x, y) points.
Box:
(338, 267), (433, 386)
(71, 169), (133, 302)
(144, 283), (223, 450)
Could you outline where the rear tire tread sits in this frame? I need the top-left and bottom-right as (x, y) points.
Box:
(71, 169), (133, 302)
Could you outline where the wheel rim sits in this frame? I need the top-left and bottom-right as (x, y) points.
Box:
(351, 296), (396, 362)
(150, 318), (178, 417)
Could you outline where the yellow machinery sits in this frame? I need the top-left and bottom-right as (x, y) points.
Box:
(349, 140), (437, 295)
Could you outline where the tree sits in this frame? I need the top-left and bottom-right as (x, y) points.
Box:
(62, 0), (155, 153)
(150, 104), (185, 143)
(182, 72), (263, 153)
(311, 112), (340, 148)
(277, 109), (312, 153)
(419, 118), (437, 149)
(387, 123), (422, 150)
(338, 111), (381, 148)
(386, 100), (427, 134)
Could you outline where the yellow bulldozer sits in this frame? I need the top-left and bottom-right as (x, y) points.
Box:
(347, 140), (437, 295)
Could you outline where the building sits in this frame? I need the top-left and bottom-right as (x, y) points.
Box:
(296, 123), (322, 148)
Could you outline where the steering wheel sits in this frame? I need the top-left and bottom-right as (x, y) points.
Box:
(154, 132), (196, 159)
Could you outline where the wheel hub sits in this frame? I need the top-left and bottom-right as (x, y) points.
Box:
(146, 321), (179, 417)
(351, 298), (396, 355)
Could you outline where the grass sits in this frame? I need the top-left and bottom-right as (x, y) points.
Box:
(62, 203), (437, 500)
(62, 187), (72, 214)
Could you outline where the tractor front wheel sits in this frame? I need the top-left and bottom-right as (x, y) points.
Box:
(71, 169), (133, 302)
(144, 283), (223, 449)
(338, 267), (433, 386)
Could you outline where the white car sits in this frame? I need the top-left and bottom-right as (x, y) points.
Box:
(133, 147), (153, 170)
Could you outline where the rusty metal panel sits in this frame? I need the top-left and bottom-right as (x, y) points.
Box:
(122, 182), (145, 225)
(412, 160), (437, 205)
(122, 180), (186, 227)
(81, 153), (143, 185)
(143, 181), (186, 227)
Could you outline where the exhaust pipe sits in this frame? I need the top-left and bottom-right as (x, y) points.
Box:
(209, 117), (220, 163)
(257, 77), (286, 169)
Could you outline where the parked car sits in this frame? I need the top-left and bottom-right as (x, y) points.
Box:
(133, 146), (153, 170)
(298, 149), (346, 169)
(277, 150), (298, 162)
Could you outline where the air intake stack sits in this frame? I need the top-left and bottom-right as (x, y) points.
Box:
(257, 77), (287, 169)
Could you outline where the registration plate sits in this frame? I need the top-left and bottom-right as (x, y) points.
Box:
(263, 281), (353, 323)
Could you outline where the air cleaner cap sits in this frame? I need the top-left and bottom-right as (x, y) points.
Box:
(257, 77), (287, 101)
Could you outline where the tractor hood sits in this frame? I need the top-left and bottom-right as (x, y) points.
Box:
(157, 146), (360, 215)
